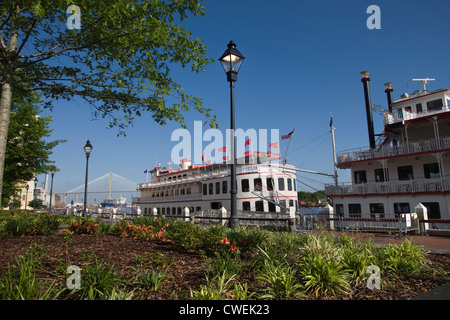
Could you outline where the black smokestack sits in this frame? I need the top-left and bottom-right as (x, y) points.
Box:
(361, 71), (376, 149)
(384, 82), (394, 113)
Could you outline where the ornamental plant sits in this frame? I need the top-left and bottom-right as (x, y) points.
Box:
(68, 219), (98, 235)
(116, 221), (167, 241)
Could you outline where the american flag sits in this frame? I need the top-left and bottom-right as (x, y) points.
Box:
(281, 129), (294, 140)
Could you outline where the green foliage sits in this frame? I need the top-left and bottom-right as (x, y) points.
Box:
(1, 0), (216, 134)
(2, 92), (64, 207)
(133, 267), (171, 292)
(3, 215), (31, 236)
(377, 240), (427, 277)
(28, 214), (60, 235)
(298, 254), (350, 298)
(165, 220), (212, 252)
(67, 256), (124, 300)
(297, 190), (326, 203)
(0, 244), (61, 300)
(256, 248), (303, 300)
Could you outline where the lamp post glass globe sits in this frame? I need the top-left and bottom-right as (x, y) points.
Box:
(83, 140), (93, 158)
(219, 41), (245, 81)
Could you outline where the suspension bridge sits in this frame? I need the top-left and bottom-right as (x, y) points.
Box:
(63, 172), (138, 204)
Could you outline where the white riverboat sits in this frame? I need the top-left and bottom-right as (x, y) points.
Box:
(325, 74), (450, 230)
(133, 152), (298, 217)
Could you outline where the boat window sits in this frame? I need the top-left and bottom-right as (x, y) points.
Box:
(241, 179), (250, 192)
(196, 206), (201, 212)
(242, 201), (251, 211)
(416, 103), (423, 113)
(209, 183), (213, 195)
(144, 208), (148, 215)
(177, 207), (181, 215)
(255, 201), (264, 212)
(211, 202), (222, 209)
(423, 163), (440, 179)
(374, 168), (388, 182)
(266, 177), (274, 190)
(370, 203), (385, 218)
(268, 202), (276, 212)
(287, 178), (293, 191)
(335, 204), (344, 217)
(278, 178), (285, 191)
(254, 178), (262, 191)
(172, 207), (176, 215)
(167, 207), (170, 215)
(397, 166), (414, 180)
(222, 181), (227, 193)
(289, 200), (294, 207)
(393, 203), (410, 216)
(427, 99), (443, 112)
(186, 188), (191, 194)
(162, 208), (165, 215)
(348, 203), (361, 218)
(422, 202), (441, 219)
(203, 184), (207, 195)
(216, 182), (221, 194)
(354, 170), (367, 184)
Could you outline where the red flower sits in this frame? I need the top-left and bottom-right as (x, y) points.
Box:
(231, 244), (238, 251)
(220, 238), (230, 245)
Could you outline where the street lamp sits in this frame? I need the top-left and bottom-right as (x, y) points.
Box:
(49, 170), (55, 215)
(33, 177), (38, 213)
(83, 140), (93, 217)
(25, 184), (29, 211)
(219, 40), (245, 229)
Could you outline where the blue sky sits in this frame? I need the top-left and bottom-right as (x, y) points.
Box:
(39, 0), (450, 198)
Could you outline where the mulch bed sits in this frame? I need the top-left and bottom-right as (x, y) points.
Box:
(0, 234), (207, 300)
(0, 233), (449, 300)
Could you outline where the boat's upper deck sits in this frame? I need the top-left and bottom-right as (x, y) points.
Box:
(384, 89), (450, 126)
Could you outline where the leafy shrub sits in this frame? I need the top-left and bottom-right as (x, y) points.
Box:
(166, 220), (211, 252)
(378, 240), (426, 277)
(298, 254), (350, 298)
(3, 215), (31, 236)
(28, 214), (60, 235)
(256, 248), (302, 300)
(114, 220), (167, 241)
(68, 219), (98, 235)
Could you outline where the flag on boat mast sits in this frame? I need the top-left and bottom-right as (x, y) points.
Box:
(282, 128), (295, 164)
(282, 129), (295, 140)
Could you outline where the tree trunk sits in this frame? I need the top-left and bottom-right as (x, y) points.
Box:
(0, 7), (19, 204)
(0, 63), (14, 204)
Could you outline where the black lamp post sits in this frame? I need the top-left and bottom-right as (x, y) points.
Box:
(83, 140), (93, 217)
(49, 171), (55, 215)
(219, 40), (245, 229)
(33, 177), (38, 212)
(25, 184), (29, 211)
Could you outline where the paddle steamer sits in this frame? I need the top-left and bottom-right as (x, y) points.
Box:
(133, 153), (298, 216)
(325, 73), (450, 229)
